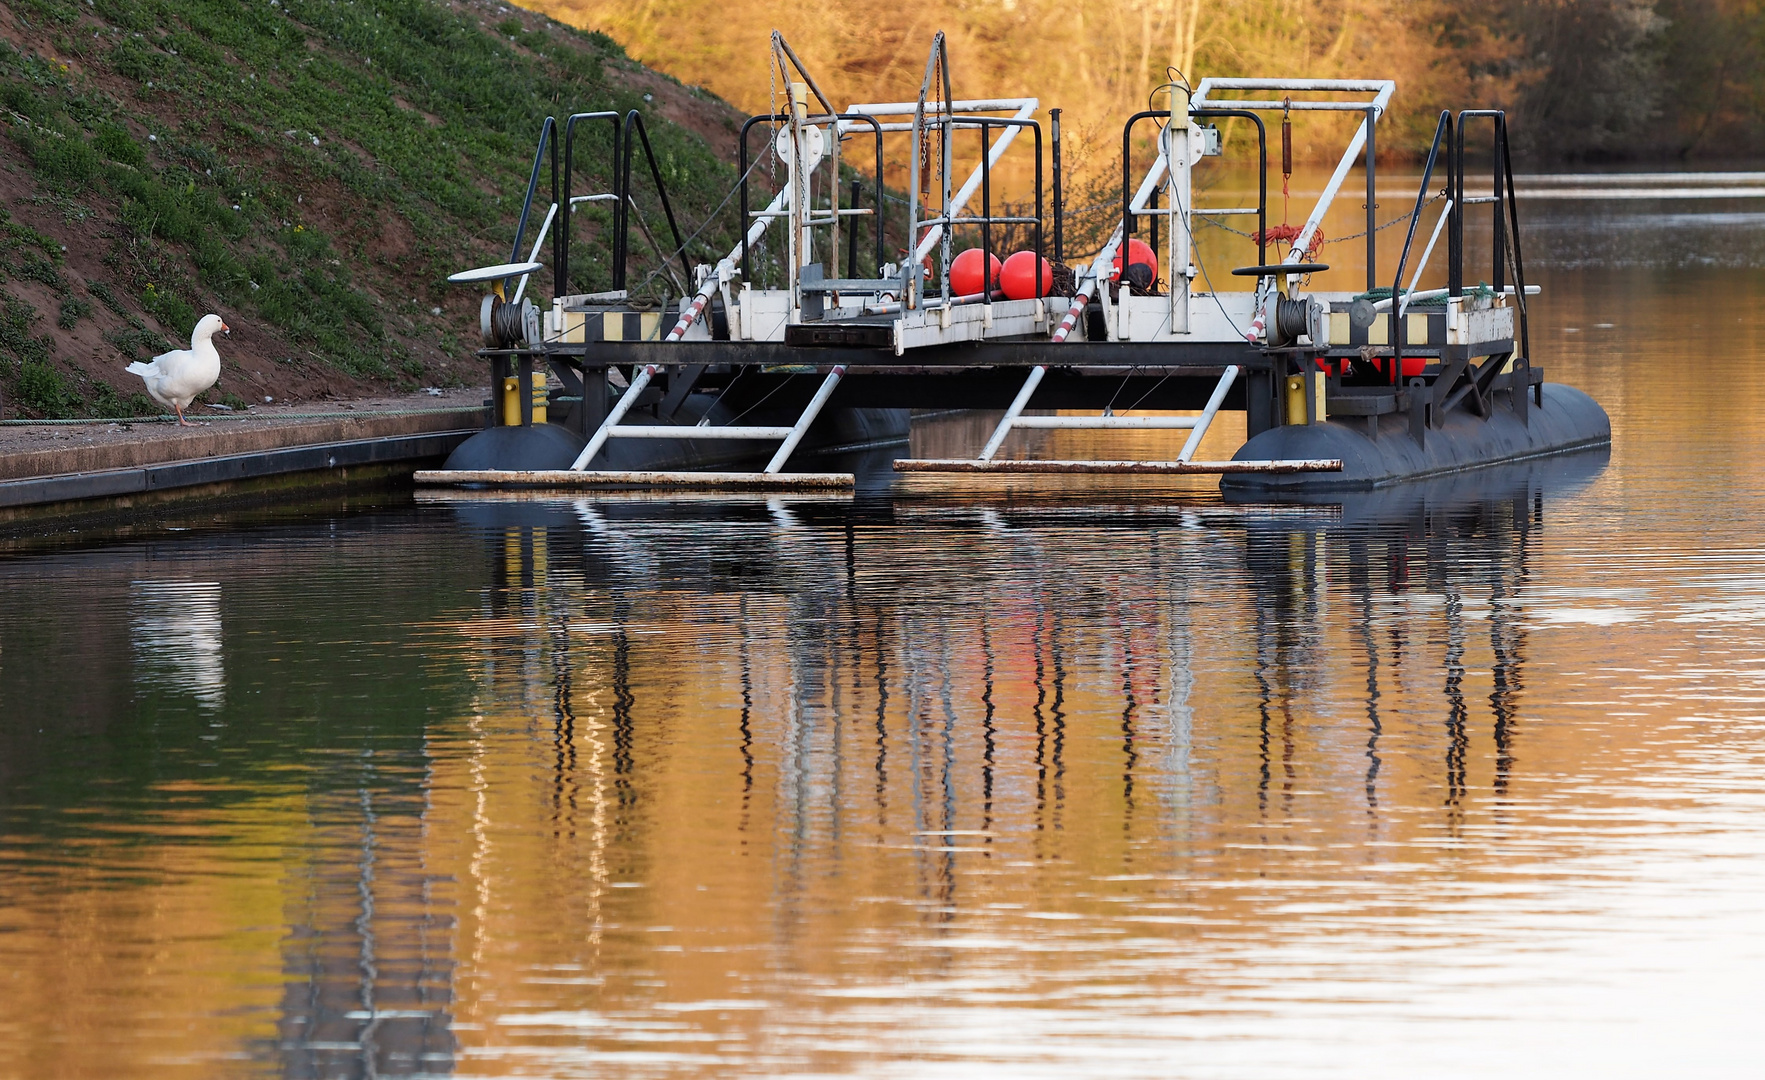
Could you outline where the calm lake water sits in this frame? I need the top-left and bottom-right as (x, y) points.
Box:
(4, 186), (1765, 1078)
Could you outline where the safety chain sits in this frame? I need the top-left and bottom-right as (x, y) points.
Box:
(1200, 190), (1447, 243)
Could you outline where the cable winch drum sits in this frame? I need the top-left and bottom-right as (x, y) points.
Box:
(480, 295), (539, 349)
(1271, 297), (1325, 348)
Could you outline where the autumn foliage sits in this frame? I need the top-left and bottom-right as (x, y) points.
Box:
(530, 0), (1765, 163)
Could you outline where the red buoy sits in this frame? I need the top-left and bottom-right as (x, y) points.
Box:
(949, 248), (1003, 296)
(1111, 238), (1159, 282)
(999, 251), (1053, 300)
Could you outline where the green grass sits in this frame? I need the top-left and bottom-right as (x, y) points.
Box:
(0, 0), (743, 415)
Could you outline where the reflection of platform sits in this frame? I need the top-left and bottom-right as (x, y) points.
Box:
(413, 487), (853, 505)
(1224, 439), (1610, 524)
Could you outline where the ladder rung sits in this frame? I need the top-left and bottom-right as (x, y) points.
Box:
(605, 426), (794, 440)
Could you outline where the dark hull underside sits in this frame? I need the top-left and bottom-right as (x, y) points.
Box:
(1222, 383), (1611, 492)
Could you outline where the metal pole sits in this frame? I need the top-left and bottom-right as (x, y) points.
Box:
(570, 364), (656, 470)
(764, 366), (846, 473)
(1051, 108), (1063, 264)
(1177, 365), (1239, 462)
(980, 119), (992, 300)
(848, 178), (861, 281)
(1449, 112), (1463, 299)
(1493, 115), (1507, 292)
(1365, 105), (1376, 293)
(1169, 84), (1191, 334)
(979, 364), (1047, 460)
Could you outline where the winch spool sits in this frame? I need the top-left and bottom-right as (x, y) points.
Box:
(1274, 297), (1311, 345)
(480, 295), (540, 349)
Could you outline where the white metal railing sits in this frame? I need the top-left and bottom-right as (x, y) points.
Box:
(976, 365), (1240, 464)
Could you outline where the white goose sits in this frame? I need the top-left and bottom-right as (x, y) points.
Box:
(127, 313), (229, 426)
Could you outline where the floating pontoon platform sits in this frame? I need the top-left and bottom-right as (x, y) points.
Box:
(417, 31), (1608, 496)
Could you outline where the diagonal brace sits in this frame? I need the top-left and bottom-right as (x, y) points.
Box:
(764, 366), (846, 474)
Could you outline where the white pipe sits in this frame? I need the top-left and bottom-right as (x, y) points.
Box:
(862, 288), (1002, 316)
(1398, 199), (1453, 319)
(1178, 365), (1239, 462)
(1189, 101), (1389, 112)
(764, 366), (846, 473)
(511, 201), (558, 305)
(607, 426), (794, 439)
(844, 98), (1038, 116)
(979, 364), (1047, 460)
(1011, 416), (1201, 429)
(1192, 78), (1397, 100)
(1372, 283), (1540, 312)
(570, 363), (656, 470)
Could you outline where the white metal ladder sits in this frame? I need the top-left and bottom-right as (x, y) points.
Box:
(977, 363), (1241, 464)
(893, 362), (1340, 476)
(568, 363), (848, 477)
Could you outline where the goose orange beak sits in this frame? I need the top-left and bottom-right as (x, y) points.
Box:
(221, 323), (231, 334)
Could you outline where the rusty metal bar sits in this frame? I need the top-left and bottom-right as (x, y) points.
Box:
(893, 458), (1342, 474)
(416, 469), (856, 489)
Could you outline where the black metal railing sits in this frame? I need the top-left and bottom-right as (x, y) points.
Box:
(1452, 109), (1530, 366)
(559, 111), (621, 295)
(952, 115), (1043, 296)
(616, 110), (688, 291)
(1388, 110), (1455, 381)
(899, 114), (1043, 298)
(507, 109), (691, 299)
(1121, 108), (1268, 280)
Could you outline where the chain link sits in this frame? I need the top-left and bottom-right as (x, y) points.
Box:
(1200, 190), (1447, 243)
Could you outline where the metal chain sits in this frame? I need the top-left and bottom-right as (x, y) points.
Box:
(768, 47), (779, 187)
(1199, 190), (1446, 242)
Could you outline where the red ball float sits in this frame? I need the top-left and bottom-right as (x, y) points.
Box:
(999, 250), (1053, 300)
(949, 248), (1004, 296)
(1111, 238), (1160, 282)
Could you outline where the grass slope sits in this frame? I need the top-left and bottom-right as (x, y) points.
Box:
(0, 0), (743, 418)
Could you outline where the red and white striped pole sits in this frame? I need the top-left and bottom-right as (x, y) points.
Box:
(1051, 225), (1125, 344)
(664, 180), (784, 341)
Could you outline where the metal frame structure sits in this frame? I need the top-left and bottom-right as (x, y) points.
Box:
(430, 33), (1547, 489)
